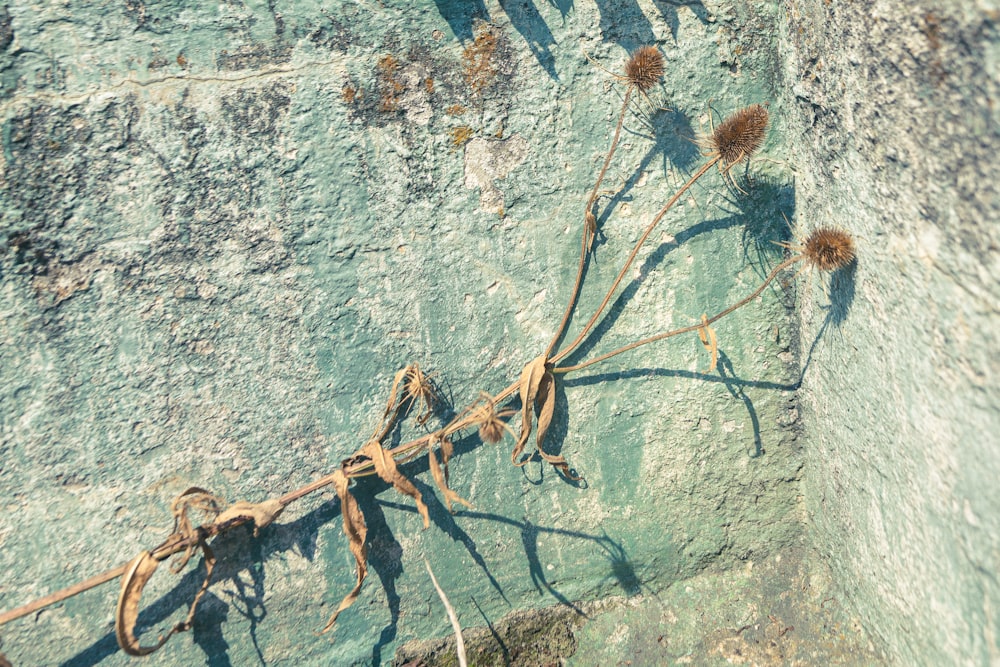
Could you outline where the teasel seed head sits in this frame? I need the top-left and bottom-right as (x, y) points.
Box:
(710, 103), (769, 167)
(802, 226), (856, 271)
(472, 394), (513, 445)
(624, 46), (665, 92)
(479, 418), (505, 445)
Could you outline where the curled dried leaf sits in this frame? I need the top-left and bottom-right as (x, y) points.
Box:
(404, 363), (438, 426)
(513, 355), (549, 466)
(169, 487), (223, 573)
(698, 314), (719, 373)
(428, 444), (473, 513)
(214, 498), (285, 536)
(585, 210), (597, 250)
(321, 470), (369, 634)
(115, 543), (215, 657)
(530, 369), (580, 480)
(362, 440), (430, 528)
(534, 369), (556, 450)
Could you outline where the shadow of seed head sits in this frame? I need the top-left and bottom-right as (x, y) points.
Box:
(711, 103), (769, 167)
(625, 46), (664, 92)
(803, 227), (856, 271)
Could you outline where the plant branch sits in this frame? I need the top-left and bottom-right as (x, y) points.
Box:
(545, 87), (634, 360)
(553, 155), (721, 364)
(554, 254), (802, 374)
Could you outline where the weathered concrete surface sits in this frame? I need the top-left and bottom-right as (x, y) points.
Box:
(8, 0), (989, 665)
(396, 543), (885, 666)
(0, 1), (804, 663)
(782, 1), (1000, 665)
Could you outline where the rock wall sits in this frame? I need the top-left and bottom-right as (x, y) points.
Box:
(783, 1), (1000, 664)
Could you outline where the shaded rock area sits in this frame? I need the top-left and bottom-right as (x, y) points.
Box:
(395, 545), (884, 666)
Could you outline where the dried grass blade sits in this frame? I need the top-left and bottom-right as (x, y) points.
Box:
(428, 447), (473, 512)
(425, 558), (468, 667)
(322, 470), (369, 634)
(362, 440), (431, 528)
(698, 314), (719, 373)
(512, 355), (548, 466)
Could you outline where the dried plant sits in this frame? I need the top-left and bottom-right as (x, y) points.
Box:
(703, 102), (770, 170)
(624, 46), (665, 93)
(799, 226), (856, 272)
(425, 558), (468, 667)
(0, 39), (857, 661)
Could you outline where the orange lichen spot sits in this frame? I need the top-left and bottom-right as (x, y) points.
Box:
(176, 53), (188, 68)
(463, 23), (500, 94)
(342, 84), (359, 104)
(450, 125), (474, 149)
(424, 77), (434, 94)
(377, 54), (405, 112)
(378, 54), (400, 77)
(445, 104), (466, 116)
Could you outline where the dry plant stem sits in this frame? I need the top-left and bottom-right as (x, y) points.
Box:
(0, 379), (523, 628)
(554, 254), (803, 374)
(425, 558), (468, 667)
(0, 567), (126, 626)
(553, 155), (721, 365)
(545, 86), (634, 360)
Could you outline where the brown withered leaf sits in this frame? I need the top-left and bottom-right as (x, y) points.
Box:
(370, 366), (412, 443)
(362, 440), (430, 528)
(115, 542), (216, 657)
(213, 498), (285, 536)
(428, 445), (473, 513)
(532, 371), (582, 481)
(440, 436), (454, 469)
(534, 369), (556, 449)
(698, 313), (719, 373)
(585, 210), (597, 250)
(512, 355), (549, 466)
(321, 470), (369, 634)
(169, 487), (223, 573)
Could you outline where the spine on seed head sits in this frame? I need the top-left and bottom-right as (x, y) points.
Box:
(624, 46), (665, 92)
(710, 103), (769, 167)
(802, 227), (855, 271)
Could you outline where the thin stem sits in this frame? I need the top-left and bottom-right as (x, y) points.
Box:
(0, 566), (126, 626)
(425, 558), (468, 667)
(0, 379), (523, 628)
(553, 155), (721, 364)
(545, 87), (633, 360)
(554, 254), (803, 374)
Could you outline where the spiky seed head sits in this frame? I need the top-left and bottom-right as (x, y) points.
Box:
(711, 103), (769, 166)
(624, 46), (664, 92)
(479, 418), (505, 445)
(803, 227), (855, 271)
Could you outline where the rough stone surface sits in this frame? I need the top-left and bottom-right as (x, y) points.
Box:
(781, 1), (1000, 665)
(0, 0), (992, 665)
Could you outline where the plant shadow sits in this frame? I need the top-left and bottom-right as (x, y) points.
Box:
(59, 455), (638, 666)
